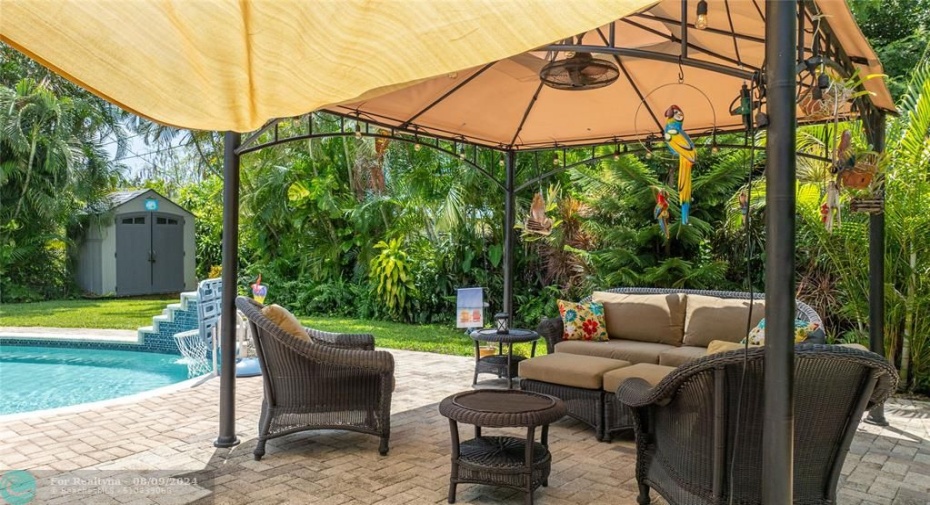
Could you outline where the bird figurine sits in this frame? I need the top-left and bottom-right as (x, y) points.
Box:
(664, 105), (696, 225)
(739, 191), (749, 226)
(525, 192), (553, 235)
(654, 189), (670, 240)
(831, 130), (855, 175)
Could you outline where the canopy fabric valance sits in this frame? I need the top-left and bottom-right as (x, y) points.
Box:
(1, 0), (657, 132)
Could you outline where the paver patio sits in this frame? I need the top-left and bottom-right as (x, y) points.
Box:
(1, 348), (928, 504)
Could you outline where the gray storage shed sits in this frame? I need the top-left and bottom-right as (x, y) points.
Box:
(76, 189), (196, 296)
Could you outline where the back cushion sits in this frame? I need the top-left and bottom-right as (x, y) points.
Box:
(591, 292), (687, 346)
(683, 294), (765, 347)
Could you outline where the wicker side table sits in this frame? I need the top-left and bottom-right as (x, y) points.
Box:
(439, 389), (566, 505)
(469, 328), (539, 389)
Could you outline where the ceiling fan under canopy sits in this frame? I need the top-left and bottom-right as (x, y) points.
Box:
(537, 36), (620, 91)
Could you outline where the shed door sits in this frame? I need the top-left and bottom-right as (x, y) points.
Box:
(116, 211), (186, 295)
(152, 214), (185, 293)
(116, 213), (152, 296)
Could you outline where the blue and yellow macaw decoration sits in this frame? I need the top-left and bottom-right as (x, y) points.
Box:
(664, 105), (696, 225)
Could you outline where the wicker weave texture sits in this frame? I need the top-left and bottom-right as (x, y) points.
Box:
(236, 297), (394, 459)
(520, 379), (604, 440)
(617, 344), (898, 505)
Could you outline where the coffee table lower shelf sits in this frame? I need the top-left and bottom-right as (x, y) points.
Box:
(453, 436), (551, 493)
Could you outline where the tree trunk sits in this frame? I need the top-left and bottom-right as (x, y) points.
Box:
(13, 128), (40, 221)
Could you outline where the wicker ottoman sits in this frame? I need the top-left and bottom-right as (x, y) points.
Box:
(603, 363), (675, 439)
(519, 353), (630, 441)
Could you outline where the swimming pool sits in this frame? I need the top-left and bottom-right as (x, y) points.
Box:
(0, 346), (189, 415)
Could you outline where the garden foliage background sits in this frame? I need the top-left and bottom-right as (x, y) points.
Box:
(1, 0), (928, 391)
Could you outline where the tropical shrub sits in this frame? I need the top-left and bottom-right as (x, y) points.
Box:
(370, 238), (417, 321)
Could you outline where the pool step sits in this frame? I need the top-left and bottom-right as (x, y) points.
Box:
(136, 291), (200, 354)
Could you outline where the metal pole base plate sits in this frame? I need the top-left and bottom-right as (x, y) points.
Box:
(213, 436), (241, 448)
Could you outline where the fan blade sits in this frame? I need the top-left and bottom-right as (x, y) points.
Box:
(581, 65), (609, 77)
(568, 67), (585, 87)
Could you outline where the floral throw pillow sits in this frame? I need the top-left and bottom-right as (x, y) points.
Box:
(743, 318), (825, 346)
(557, 300), (608, 342)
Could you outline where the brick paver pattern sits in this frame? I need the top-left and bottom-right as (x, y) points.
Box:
(0, 349), (928, 504)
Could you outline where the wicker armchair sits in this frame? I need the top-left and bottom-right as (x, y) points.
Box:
(236, 297), (395, 459)
(536, 287), (822, 354)
(617, 344), (897, 505)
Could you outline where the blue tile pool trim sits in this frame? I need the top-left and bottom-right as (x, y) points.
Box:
(0, 338), (181, 355)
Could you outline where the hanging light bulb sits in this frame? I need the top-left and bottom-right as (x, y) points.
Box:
(613, 151), (620, 161)
(354, 124), (362, 139)
(645, 150), (653, 159)
(460, 152), (466, 161)
(499, 158), (505, 167)
(553, 153), (561, 165)
(711, 135), (720, 153)
(414, 142), (421, 151)
(696, 0), (708, 30)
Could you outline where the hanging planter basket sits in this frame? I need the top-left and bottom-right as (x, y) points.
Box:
(799, 83), (856, 120)
(838, 151), (879, 190)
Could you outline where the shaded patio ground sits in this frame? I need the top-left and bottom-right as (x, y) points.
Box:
(1, 348), (928, 504)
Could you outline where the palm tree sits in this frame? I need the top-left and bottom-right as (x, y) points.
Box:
(0, 77), (124, 301)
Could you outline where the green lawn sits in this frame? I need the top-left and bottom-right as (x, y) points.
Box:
(0, 296), (178, 330)
(298, 316), (544, 358)
(0, 298), (544, 358)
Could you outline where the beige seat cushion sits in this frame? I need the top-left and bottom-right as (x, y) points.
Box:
(519, 353), (630, 390)
(603, 363), (675, 393)
(556, 339), (675, 364)
(658, 346), (707, 367)
(553, 340), (618, 359)
(591, 292), (686, 346)
(706, 340), (745, 355)
(261, 304), (309, 341)
(683, 295), (765, 347)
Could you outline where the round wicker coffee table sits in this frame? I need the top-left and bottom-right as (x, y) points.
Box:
(439, 389), (567, 505)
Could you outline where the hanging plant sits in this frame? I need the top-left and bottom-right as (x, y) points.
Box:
(799, 69), (885, 121)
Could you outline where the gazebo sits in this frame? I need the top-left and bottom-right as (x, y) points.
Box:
(1, 1), (895, 501)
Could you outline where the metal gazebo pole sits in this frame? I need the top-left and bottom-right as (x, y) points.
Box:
(502, 150), (516, 321)
(762, 0), (797, 502)
(215, 131), (241, 449)
(866, 110), (889, 426)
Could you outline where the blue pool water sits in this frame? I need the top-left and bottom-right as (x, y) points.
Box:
(0, 346), (189, 415)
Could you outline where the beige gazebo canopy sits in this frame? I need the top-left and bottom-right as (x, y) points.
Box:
(1, 0), (658, 132)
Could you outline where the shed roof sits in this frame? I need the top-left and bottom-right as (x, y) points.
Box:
(109, 189), (150, 208)
(85, 189), (194, 217)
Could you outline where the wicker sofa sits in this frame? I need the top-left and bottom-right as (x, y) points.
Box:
(520, 288), (823, 441)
